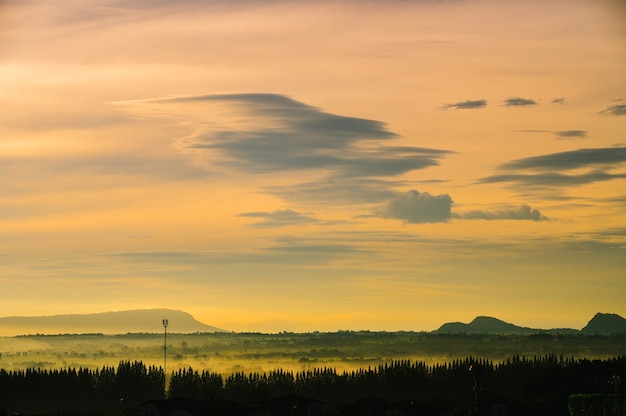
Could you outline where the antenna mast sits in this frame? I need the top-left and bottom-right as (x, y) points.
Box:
(162, 318), (168, 390)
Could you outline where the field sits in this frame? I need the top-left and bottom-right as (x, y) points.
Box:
(1, 331), (624, 375)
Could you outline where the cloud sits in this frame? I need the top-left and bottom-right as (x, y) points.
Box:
(503, 97), (537, 107)
(500, 147), (626, 171)
(440, 99), (487, 110)
(164, 93), (449, 174)
(169, 94), (397, 160)
(455, 205), (547, 221)
(378, 190), (453, 223)
(238, 209), (320, 228)
(479, 171), (626, 187)
(552, 98), (565, 104)
(600, 103), (626, 116)
(127, 93), (451, 206)
(515, 129), (587, 139)
(377, 191), (547, 224)
(555, 130), (587, 139)
(478, 146), (626, 188)
(264, 178), (401, 206)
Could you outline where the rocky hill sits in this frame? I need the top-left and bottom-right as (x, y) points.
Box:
(434, 313), (626, 335)
(0, 309), (224, 336)
(435, 316), (538, 334)
(581, 313), (626, 334)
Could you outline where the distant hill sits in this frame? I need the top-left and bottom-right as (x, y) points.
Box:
(0, 309), (224, 336)
(581, 313), (626, 334)
(435, 316), (538, 334)
(434, 316), (592, 335)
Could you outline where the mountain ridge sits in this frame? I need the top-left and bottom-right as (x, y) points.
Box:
(0, 308), (224, 336)
(2, 310), (625, 336)
(435, 313), (626, 334)
(436, 316), (539, 334)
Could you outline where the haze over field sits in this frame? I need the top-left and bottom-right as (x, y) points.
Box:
(1, 0), (625, 333)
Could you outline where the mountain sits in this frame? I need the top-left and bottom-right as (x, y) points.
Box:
(581, 313), (626, 334)
(435, 316), (537, 334)
(435, 313), (626, 335)
(0, 309), (224, 336)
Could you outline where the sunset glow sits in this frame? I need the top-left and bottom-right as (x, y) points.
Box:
(1, 0), (625, 334)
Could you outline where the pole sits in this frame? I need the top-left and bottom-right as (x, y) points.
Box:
(163, 318), (168, 393)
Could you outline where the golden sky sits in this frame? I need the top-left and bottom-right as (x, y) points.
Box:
(1, 0), (625, 333)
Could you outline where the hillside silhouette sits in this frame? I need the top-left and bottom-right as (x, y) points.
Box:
(435, 316), (537, 334)
(582, 312), (626, 334)
(0, 309), (223, 336)
(435, 313), (626, 334)
(1, 310), (624, 336)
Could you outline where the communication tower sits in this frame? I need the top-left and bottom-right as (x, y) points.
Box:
(163, 318), (168, 389)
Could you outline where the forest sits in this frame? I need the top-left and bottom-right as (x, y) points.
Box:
(1, 332), (625, 415)
(0, 355), (625, 415)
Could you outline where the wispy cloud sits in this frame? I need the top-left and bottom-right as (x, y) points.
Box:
(479, 171), (626, 188)
(128, 93), (452, 207)
(455, 204), (547, 221)
(500, 147), (626, 171)
(503, 97), (537, 107)
(264, 177), (401, 206)
(600, 102), (626, 116)
(376, 190), (547, 224)
(552, 97), (565, 104)
(238, 209), (320, 228)
(515, 129), (587, 139)
(478, 147), (626, 188)
(173, 93), (442, 174)
(440, 99), (487, 110)
(168, 94), (397, 169)
(555, 130), (587, 139)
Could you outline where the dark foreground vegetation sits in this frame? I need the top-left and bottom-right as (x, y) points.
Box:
(1, 354), (625, 415)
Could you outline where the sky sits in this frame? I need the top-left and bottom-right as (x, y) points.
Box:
(1, 0), (625, 334)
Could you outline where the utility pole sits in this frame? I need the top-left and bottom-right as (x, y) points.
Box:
(163, 318), (168, 393)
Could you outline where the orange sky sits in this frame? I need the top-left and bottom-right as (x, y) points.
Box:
(1, 0), (625, 333)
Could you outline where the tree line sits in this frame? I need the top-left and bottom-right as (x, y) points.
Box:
(169, 354), (626, 413)
(0, 361), (165, 414)
(1, 354), (624, 415)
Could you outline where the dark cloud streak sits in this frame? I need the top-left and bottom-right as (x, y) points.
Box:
(440, 99), (487, 110)
(455, 204), (547, 221)
(478, 171), (626, 187)
(500, 147), (626, 171)
(503, 97), (537, 107)
(600, 103), (626, 116)
(555, 130), (587, 139)
(478, 147), (626, 190)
